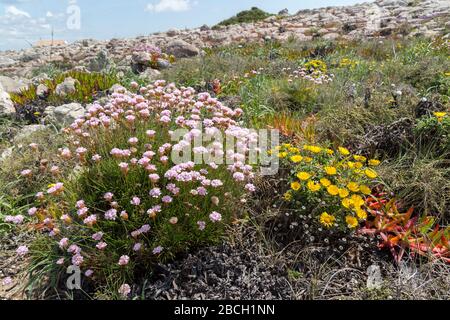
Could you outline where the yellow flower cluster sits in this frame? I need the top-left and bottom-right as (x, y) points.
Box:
(339, 58), (359, 69)
(275, 143), (380, 230)
(434, 112), (447, 123)
(304, 59), (328, 73)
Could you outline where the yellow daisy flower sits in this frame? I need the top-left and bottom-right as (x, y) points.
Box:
(360, 185), (371, 195)
(297, 172), (311, 181)
(284, 192), (292, 201)
(350, 194), (364, 208)
(290, 155), (303, 163)
(320, 212), (335, 228)
(324, 166), (337, 175)
(291, 181), (301, 191)
(347, 182), (360, 193)
(338, 188), (349, 198)
(353, 155), (367, 162)
(278, 152), (288, 158)
(342, 198), (352, 208)
(327, 185), (339, 196)
(338, 147), (350, 156)
(320, 178), (331, 187)
(307, 180), (321, 192)
(309, 146), (322, 153)
(356, 209), (367, 220)
(434, 112), (447, 122)
(368, 159), (380, 166)
(346, 215), (359, 228)
(365, 168), (378, 179)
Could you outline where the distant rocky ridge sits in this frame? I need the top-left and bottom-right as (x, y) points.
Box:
(0, 0), (449, 78)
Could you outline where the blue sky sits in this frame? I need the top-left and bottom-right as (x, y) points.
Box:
(0, 0), (365, 51)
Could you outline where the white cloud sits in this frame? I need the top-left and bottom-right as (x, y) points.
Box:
(146, 0), (192, 13)
(0, 5), (67, 50)
(46, 11), (53, 17)
(5, 5), (30, 18)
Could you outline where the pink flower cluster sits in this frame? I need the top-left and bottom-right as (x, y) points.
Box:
(282, 67), (334, 85)
(18, 80), (258, 285)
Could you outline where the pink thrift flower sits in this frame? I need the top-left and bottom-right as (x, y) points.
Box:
(16, 245), (29, 256)
(118, 284), (131, 297)
(169, 217), (178, 225)
(29, 143), (38, 151)
(96, 242), (107, 250)
(148, 173), (160, 183)
(83, 214), (97, 226)
(139, 224), (151, 233)
(20, 169), (32, 177)
(56, 258), (65, 265)
(76, 200), (86, 209)
(47, 182), (64, 195)
(77, 207), (89, 217)
(28, 207), (38, 216)
(104, 192), (114, 201)
(120, 211), (129, 220)
(149, 188), (161, 198)
(197, 221), (206, 231)
(60, 148), (72, 159)
(50, 166), (60, 175)
(209, 211), (222, 223)
(2, 277), (13, 286)
(72, 254), (84, 266)
(59, 238), (69, 249)
(5, 215), (24, 224)
(245, 183), (256, 192)
(233, 172), (245, 182)
(130, 196), (141, 206)
(128, 137), (138, 145)
(85, 269), (94, 277)
(68, 244), (81, 254)
(105, 209), (118, 221)
(162, 195), (172, 203)
(36, 192), (44, 200)
(92, 154), (102, 162)
(146, 130), (156, 138)
(211, 179), (223, 188)
(197, 187), (207, 196)
(152, 246), (163, 255)
(119, 162), (129, 174)
(133, 243), (142, 251)
(92, 232), (104, 241)
(118, 255), (130, 266)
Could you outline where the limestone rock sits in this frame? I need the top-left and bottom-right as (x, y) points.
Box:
(13, 125), (48, 143)
(166, 40), (200, 58)
(44, 103), (85, 126)
(0, 84), (15, 117)
(55, 77), (79, 97)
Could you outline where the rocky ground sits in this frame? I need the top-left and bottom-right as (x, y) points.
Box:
(0, 0), (449, 79)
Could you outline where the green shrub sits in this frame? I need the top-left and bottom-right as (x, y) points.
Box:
(215, 7), (272, 27)
(278, 143), (380, 231)
(414, 113), (450, 156)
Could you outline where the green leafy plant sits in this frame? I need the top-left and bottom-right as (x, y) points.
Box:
(215, 7), (272, 27)
(362, 194), (450, 264)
